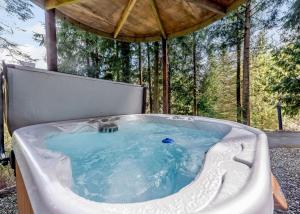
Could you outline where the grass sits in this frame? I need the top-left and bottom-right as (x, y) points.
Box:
(0, 124), (15, 190)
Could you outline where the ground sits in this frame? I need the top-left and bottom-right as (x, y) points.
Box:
(0, 186), (16, 214)
(0, 132), (299, 214)
(271, 147), (300, 214)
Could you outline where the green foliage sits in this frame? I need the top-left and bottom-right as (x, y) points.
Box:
(268, 0), (300, 117)
(250, 33), (278, 129)
(269, 43), (300, 116)
(4, 0), (33, 20)
(57, 21), (148, 83)
(199, 51), (236, 121)
(0, 125), (14, 189)
(169, 36), (194, 115)
(198, 64), (219, 118)
(284, 0), (300, 33)
(52, 0), (299, 130)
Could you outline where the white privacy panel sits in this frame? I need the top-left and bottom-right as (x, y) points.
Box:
(5, 65), (144, 132)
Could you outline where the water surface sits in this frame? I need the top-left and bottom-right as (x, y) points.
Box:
(46, 120), (224, 203)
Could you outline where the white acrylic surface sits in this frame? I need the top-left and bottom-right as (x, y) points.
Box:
(6, 65), (144, 133)
(13, 114), (274, 214)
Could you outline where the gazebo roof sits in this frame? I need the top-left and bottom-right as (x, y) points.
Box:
(33, 0), (245, 42)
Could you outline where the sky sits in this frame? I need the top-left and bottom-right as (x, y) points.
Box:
(0, 1), (46, 68)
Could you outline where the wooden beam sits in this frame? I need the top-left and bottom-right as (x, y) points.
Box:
(149, 0), (166, 39)
(45, 0), (79, 10)
(162, 38), (169, 114)
(45, 9), (58, 71)
(190, 0), (226, 16)
(114, 0), (138, 39)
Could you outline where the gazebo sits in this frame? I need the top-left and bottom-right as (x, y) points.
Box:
(32, 0), (244, 114)
(0, 1), (289, 213)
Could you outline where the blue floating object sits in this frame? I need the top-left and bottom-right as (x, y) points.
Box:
(162, 138), (174, 144)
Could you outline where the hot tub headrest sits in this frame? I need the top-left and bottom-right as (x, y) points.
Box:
(1, 64), (145, 134)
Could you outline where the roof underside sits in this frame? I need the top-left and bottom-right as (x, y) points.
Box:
(33, 0), (245, 42)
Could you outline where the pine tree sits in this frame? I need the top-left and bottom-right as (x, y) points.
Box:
(1, 0), (33, 61)
(153, 42), (160, 113)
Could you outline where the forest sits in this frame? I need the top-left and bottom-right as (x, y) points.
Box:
(2, 0), (300, 131)
(47, 0), (299, 131)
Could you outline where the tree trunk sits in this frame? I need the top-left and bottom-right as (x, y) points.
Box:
(147, 43), (153, 113)
(153, 42), (159, 113)
(85, 35), (94, 78)
(120, 42), (131, 83)
(242, 0), (251, 125)
(236, 41), (242, 123)
(89, 52), (95, 78)
(168, 64), (171, 114)
(192, 33), (197, 116)
(115, 41), (120, 81)
(162, 38), (169, 114)
(138, 43), (143, 85)
(95, 48), (100, 78)
(85, 34), (90, 71)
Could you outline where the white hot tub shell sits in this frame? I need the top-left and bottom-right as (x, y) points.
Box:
(12, 114), (274, 214)
(2, 65), (273, 214)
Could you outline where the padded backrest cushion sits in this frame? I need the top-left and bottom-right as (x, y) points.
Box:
(6, 65), (143, 132)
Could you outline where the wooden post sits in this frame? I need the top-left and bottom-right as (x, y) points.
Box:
(277, 102), (283, 131)
(162, 38), (169, 114)
(45, 9), (58, 71)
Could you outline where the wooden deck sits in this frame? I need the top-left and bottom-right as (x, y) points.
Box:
(16, 163), (34, 214)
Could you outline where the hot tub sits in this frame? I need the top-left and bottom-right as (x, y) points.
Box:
(12, 114), (274, 214)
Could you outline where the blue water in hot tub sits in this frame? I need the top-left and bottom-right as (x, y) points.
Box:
(45, 120), (226, 203)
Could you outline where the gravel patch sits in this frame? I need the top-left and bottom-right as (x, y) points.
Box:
(0, 188), (17, 214)
(270, 147), (300, 214)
